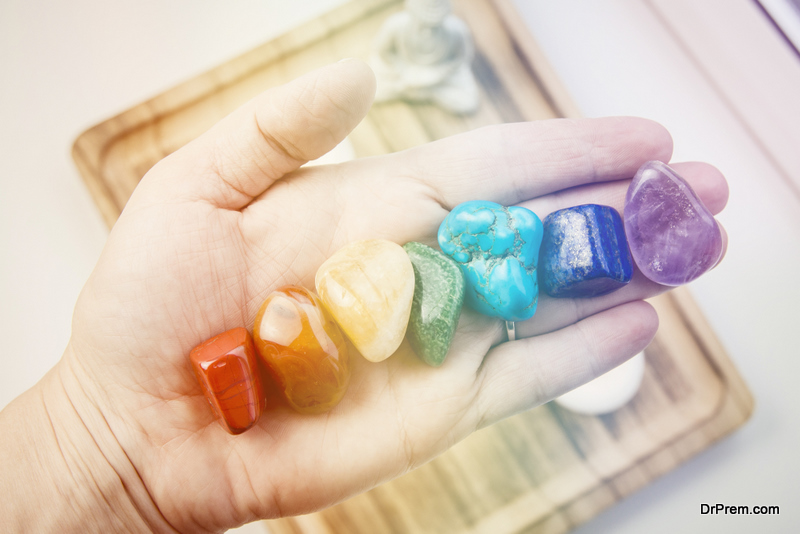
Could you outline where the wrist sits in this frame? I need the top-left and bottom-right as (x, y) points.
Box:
(0, 349), (175, 533)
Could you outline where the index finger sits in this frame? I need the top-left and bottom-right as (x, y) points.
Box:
(398, 116), (673, 208)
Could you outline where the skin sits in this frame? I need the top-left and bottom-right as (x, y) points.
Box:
(0, 59), (728, 533)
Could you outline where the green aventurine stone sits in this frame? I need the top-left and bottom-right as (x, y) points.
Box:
(403, 242), (466, 367)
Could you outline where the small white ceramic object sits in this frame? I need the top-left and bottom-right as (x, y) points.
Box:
(555, 352), (646, 415)
(370, 0), (480, 114)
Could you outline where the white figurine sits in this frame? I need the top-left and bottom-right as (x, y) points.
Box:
(371, 0), (480, 114)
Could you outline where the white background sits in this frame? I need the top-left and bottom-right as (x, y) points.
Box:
(2, 1), (798, 533)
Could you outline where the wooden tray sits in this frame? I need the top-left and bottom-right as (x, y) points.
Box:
(72, 1), (754, 532)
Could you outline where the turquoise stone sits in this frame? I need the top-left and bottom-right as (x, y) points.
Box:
(403, 242), (465, 367)
(438, 200), (544, 322)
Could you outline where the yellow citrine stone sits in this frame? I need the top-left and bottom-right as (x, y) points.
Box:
(315, 239), (414, 362)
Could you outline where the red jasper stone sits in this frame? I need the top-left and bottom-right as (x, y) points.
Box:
(190, 327), (263, 435)
(254, 286), (350, 414)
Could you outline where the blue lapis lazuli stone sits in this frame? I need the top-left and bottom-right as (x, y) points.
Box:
(539, 204), (633, 298)
(438, 200), (544, 322)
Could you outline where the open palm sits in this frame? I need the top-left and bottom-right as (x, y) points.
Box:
(63, 60), (728, 533)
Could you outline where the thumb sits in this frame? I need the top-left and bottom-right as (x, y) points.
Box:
(148, 59), (376, 209)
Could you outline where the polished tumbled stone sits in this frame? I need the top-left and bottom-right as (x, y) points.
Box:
(253, 285), (349, 414)
(315, 239), (414, 362)
(624, 161), (723, 286)
(540, 204), (633, 298)
(438, 200), (543, 321)
(403, 242), (465, 367)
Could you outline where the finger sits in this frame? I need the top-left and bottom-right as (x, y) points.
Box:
(476, 300), (658, 427)
(399, 116), (673, 208)
(520, 271), (663, 338)
(146, 59), (376, 209)
(523, 220), (726, 338)
(715, 222), (729, 266)
(512, 162), (728, 337)
(524, 161), (729, 219)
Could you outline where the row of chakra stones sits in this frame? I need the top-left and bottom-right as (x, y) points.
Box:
(190, 161), (723, 434)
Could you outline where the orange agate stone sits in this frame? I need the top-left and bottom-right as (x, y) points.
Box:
(253, 286), (350, 414)
(190, 327), (263, 435)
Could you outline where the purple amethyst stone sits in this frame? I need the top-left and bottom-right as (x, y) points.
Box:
(624, 161), (723, 286)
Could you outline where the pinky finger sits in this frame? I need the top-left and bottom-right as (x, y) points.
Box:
(474, 300), (659, 428)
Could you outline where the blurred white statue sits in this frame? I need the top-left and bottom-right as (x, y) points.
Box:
(371, 0), (480, 114)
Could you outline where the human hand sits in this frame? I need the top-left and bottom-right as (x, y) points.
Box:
(8, 59), (728, 533)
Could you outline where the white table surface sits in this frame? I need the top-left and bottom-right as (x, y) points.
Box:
(2, 1), (798, 532)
